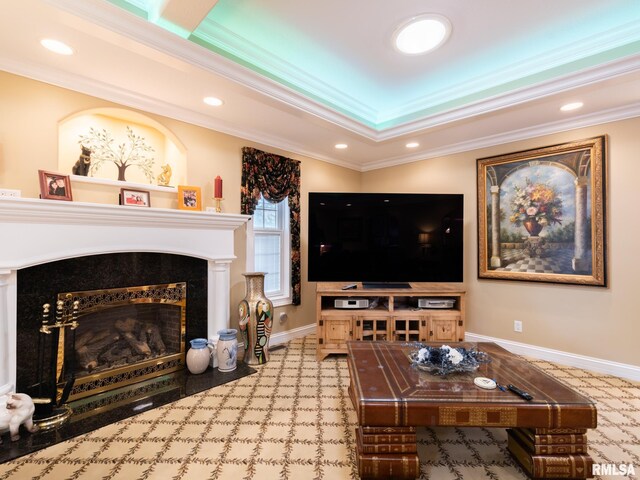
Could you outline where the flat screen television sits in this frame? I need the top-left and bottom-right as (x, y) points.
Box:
(308, 192), (463, 286)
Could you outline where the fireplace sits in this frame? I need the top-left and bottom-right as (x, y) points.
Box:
(16, 250), (209, 409)
(0, 197), (249, 399)
(17, 251), (208, 408)
(0, 198), (251, 462)
(47, 283), (187, 403)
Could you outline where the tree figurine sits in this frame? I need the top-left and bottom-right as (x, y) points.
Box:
(78, 126), (156, 182)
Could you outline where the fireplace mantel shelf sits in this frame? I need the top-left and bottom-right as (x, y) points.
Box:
(0, 197), (250, 270)
(0, 197), (249, 230)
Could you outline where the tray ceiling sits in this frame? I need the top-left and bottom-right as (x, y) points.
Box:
(1, 0), (640, 170)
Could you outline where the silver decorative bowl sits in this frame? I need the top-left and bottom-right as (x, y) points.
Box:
(408, 345), (490, 376)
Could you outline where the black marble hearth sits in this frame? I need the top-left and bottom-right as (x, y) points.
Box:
(0, 252), (257, 464)
(0, 363), (256, 463)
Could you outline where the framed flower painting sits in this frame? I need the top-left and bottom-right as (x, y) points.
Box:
(477, 136), (607, 286)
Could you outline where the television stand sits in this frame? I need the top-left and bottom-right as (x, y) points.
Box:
(362, 282), (410, 289)
(316, 282), (465, 361)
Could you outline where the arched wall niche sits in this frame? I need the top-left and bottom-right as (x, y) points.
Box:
(58, 107), (187, 187)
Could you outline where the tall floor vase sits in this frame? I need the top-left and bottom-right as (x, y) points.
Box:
(239, 272), (274, 365)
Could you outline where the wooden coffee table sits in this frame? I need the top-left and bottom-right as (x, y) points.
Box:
(347, 341), (597, 479)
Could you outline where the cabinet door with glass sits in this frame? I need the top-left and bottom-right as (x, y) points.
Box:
(356, 316), (388, 341)
(392, 315), (425, 342)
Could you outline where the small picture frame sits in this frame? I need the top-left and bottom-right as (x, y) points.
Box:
(120, 188), (151, 207)
(177, 185), (202, 211)
(38, 170), (73, 201)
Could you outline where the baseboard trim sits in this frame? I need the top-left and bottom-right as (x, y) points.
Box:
(465, 332), (640, 382)
(270, 323), (316, 347)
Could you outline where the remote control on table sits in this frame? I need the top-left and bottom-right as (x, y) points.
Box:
(507, 384), (533, 401)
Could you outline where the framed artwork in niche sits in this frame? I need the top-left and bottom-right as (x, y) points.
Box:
(38, 170), (73, 201)
(477, 136), (607, 287)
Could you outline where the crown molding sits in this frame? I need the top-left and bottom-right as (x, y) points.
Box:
(37, 0), (640, 146)
(194, 19), (379, 124)
(8, 0), (640, 174)
(50, 0), (640, 131)
(381, 19), (640, 124)
(0, 56), (362, 170)
(4, 55), (639, 174)
(374, 53), (640, 140)
(362, 101), (640, 171)
(44, 0), (380, 138)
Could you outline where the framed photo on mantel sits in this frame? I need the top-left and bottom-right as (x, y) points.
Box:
(177, 185), (202, 211)
(120, 188), (151, 207)
(477, 136), (607, 287)
(38, 170), (73, 201)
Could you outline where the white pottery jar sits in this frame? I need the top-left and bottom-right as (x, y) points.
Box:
(186, 338), (213, 374)
(216, 329), (238, 372)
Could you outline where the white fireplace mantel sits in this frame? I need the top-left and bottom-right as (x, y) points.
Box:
(0, 197), (250, 396)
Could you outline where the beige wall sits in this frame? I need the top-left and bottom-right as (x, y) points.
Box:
(0, 71), (360, 336)
(2, 70), (638, 366)
(362, 120), (640, 366)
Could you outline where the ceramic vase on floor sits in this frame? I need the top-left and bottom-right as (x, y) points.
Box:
(239, 272), (273, 365)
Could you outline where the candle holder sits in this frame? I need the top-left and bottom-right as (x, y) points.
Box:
(214, 197), (223, 213)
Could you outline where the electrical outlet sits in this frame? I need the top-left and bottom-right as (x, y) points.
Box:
(0, 189), (21, 198)
(514, 320), (523, 333)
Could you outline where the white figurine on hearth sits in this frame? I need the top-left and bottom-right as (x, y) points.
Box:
(0, 392), (38, 443)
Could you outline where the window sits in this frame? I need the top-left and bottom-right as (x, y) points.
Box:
(250, 194), (291, 305)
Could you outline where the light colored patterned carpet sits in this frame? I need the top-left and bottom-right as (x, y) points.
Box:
(1, 335), (638, 479)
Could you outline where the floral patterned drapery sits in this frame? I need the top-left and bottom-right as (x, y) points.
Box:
(241, 147), (301, 305)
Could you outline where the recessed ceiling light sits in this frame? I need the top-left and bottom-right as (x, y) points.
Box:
(393, 14), (451, 55)
(406, 142), (420, 148)
(560, 101), (583, 112)
(203, 96), (224, 106)
(335, 143), (348, 149)
(40, 38), (74, 56)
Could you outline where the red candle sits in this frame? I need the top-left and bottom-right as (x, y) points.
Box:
(214, 176), (223, 198)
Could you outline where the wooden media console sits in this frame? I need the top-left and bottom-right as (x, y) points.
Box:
(315, 283), (465, 361)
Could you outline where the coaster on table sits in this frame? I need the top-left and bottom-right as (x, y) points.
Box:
(474, 377), (497, 390)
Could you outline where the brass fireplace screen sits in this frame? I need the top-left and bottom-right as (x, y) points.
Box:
(41, 283), (186, 403)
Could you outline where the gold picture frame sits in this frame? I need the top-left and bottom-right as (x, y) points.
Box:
(177, 185), (202, 211)
(477, 136), (607, 286)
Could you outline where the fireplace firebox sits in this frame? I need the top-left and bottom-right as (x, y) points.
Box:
(42, 283), (187, 404)
(16, 253), (208, 407)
